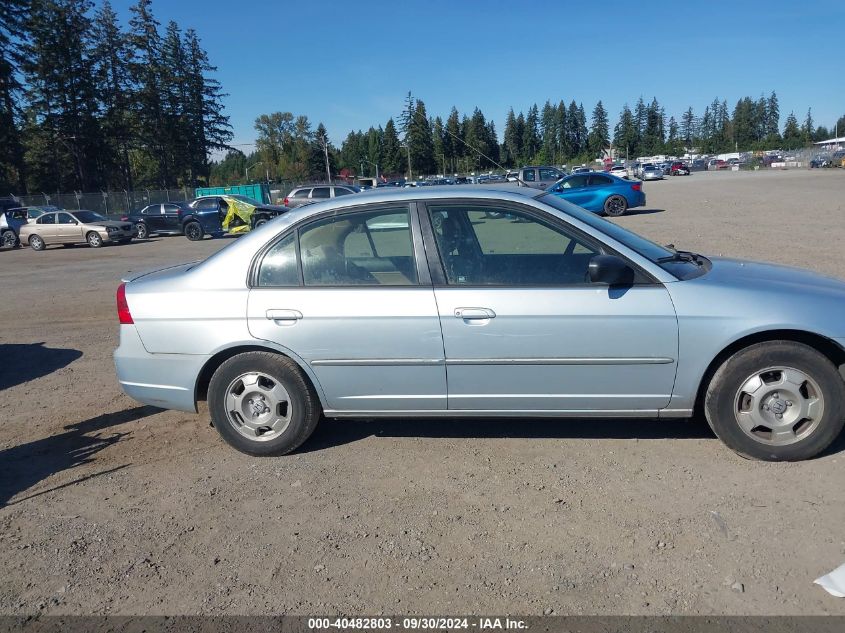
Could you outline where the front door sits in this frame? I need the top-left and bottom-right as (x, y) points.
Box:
(142, 204), (164, 232)
(55, 212), (84, 243)
(422, 201), (679, 413)
(550, 174), (592, 207)
(247, 203), (447, 413)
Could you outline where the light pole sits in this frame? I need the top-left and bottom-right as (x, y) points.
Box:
(245, 161), (262, 182)
(361, 158), (379, 181)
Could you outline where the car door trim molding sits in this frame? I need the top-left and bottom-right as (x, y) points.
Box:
(445, 357), (675, 366)
(310, 357), (674, 367)
(311, 358), (445, 367)
(322, 408), (692, 418)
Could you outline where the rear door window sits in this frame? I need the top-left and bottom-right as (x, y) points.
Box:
(539, 168), (560, 181)
(522, 169), (536, 182)
(293, 189), (311, 198)
(38, 213), (56, 224)
(311, 187), (331, 199)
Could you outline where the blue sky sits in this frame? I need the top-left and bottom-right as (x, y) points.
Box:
(110, 0), (844, 149)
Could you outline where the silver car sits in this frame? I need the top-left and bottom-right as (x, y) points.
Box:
(114, 188), (845, 461)
(641, 165), (664, 181)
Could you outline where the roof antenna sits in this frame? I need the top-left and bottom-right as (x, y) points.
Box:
(433, 120), (531, 188)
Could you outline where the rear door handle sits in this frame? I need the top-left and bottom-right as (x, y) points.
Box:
(454, 307), (496, 319)
(266, 309), (303, 322)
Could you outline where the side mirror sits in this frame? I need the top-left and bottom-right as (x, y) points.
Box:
(588, 254), (634, 286)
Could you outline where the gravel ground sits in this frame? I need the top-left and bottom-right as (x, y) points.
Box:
(1, 168), (844, 616)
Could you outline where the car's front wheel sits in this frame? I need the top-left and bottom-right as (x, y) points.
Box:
(603, 195), (628, 217)
(208, 352), (321, 456)
(135, 222), (149, 239)
(704, 341), (845, 461)
(86, 231), (103, 248)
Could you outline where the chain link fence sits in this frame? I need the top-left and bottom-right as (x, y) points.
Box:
(13, 188), (193, 218)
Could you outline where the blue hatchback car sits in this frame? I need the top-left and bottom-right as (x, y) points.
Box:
(546, 172), (645, 216)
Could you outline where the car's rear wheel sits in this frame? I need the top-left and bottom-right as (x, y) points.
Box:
(29, 234), (46, 251)
(184, 221), (204, 241)
(704, 341), (845, 461)
(1, 230), (18, 248)
(208, 352), (321, 456)
(86, 231), (103, 248)
(135, 222), (149, 239)
(603, 195), (628, 217)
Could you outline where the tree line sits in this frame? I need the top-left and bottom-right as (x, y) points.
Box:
(0, 0), (231, 195)
(228, 92), (843, 184)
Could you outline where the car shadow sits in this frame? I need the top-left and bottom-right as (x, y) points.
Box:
(0, 343), (82, 391)
(0, 405), (160, 507)
(298, 415), (716, 454)
(625, 208), (665, 216)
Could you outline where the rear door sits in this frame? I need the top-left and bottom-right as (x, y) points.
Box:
(247, 202), (447, 413)
(420, 200), (679, 413)
(538, 167), (562, 189)
(161, 203), (182, 232)
(34, 213), (57, 241)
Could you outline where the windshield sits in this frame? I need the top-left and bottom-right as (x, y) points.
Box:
(538, 193), (708, 280)
(74, 211), (107, 223)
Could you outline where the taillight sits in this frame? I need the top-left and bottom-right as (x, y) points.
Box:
(631, 183), (642, 191)
(283, 197), (289, 206)
(117, 283), (133, 324)
(120, 216), (129, 221)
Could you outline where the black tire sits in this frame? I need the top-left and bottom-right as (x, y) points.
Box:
(86, 231), (103, 248)
(208, 352), (321, 456)
(135, 222), (149, 239)
(254, 218), (268, 228)
(704, 341), (845, 461)
(184, 221), (204, 241)
(29, 234), (46, 251)
(1, 230), (17, 248)
(603, 195), (628, 217)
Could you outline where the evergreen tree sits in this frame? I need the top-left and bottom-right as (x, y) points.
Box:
(614, 104), (638, 160)
(766, 91), (780, 141)
(408, 99), (434, 176)
(503, 107), (519, 167)
(588, 100), (609, 156)
(431, 116), (445, 174)
(0, 0), (27, 192)
(801, 108), (814, 145)
(555, 101), (568, 161)
(24, 0), (102, 191)
(381, 117), (404, 176)
(782, 111), (801, 149)
(539, 100), (557, 164)
(681, 107), (695, 149)
(307, 122), (334, 181)
(91, 0), (135, 189)
(522, 104), (540, 161)
(443, 107), (461, 172)
(566, 101), (581, 157)
(183, 28), (232, 185)
(128, 0), (168, 186)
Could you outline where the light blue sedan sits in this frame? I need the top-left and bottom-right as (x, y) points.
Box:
(114, 187), (845, 461)
(546, 172), (646, 216)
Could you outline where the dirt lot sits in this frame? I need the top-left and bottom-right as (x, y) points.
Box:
(1, 169), (844, 616)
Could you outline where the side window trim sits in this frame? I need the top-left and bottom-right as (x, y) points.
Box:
(249, 202), (432, 288)
(417, 199), (656, 287)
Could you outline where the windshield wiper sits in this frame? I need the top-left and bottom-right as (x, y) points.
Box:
(656, 249), (703, 265)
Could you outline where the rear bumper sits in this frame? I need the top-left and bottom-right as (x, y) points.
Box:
(114, 325), (207, 412)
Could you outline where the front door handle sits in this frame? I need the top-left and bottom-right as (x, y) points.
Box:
(266, 309), (303, 322)
(454, 307), (496, 320)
